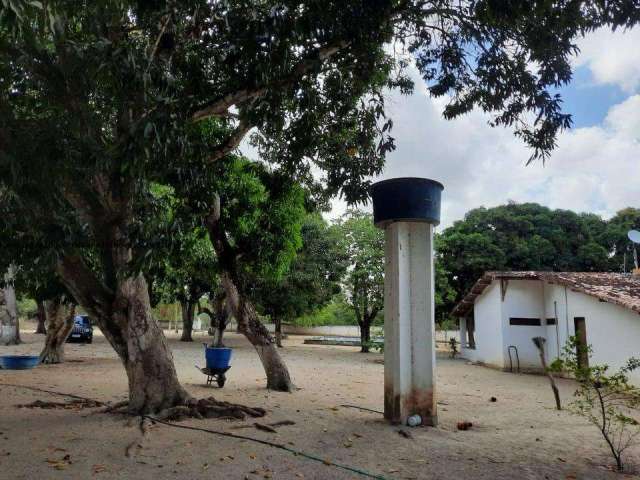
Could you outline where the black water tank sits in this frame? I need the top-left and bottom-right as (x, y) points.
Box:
(371, 177), (443, 227)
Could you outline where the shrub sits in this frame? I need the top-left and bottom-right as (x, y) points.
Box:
(550, 338), (640, 471)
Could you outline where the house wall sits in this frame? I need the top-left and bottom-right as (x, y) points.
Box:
(563, 288), (640, 385)
(501, 279), (546, 370)
(463, 277), (640, 385)
(543, 283), (570, 362)
(462, 282), (503, 368)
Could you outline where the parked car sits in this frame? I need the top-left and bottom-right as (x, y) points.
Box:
(67, 315), (93, 344)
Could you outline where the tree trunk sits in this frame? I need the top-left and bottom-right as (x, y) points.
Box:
(39, 300), (76, 364)
(0, 280), (20, 346)
(221, 274), (293, 391)
(35, 300), (47, 334)
(115, 276), (191, 413)
(58, 256), (190, 414)
(532, 337), (561, 410)
(206, 197), (293, 391)
(360, 319), (371, 353)
(213, 294), (228, 348)
(274, 316), (283, 348)
(180, 301), (196, 342)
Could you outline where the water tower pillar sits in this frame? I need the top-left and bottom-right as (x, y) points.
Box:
(371, 178), (443, 426)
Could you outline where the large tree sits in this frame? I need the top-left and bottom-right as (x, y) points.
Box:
(152, 227), (217, 342)
(437, 202), (614, 310)
(12, 263), (78, 363)
(600, 208), (640, 272)
(1, 0), (638, 414)
(251, 214), (347, 347)
(336, 211), (385, 353)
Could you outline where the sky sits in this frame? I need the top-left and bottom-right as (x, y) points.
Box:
(242, 27), (640, 229)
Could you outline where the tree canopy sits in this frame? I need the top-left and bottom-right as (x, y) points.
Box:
(249, 213), (347, 345)
(437, 203), (640, 313)
(2, 0), (639, 410)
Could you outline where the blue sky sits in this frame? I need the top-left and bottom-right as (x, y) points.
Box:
(559, 66), (628, 128)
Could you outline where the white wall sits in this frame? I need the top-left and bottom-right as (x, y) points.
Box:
(543, 283), (570, 362)
(463, 282), (504, 368)
(464, 278), (640, 384)
(501, 280), (546, 369)
(565, 289), (640, 385)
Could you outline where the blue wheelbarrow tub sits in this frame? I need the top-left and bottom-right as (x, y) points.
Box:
(0, 355), (40, 370)
(205, 347), (232, 370)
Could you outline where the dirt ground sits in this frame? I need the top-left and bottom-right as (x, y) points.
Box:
(0, 324), (638, 480)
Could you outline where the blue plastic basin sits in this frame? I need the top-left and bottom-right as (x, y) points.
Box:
(205, 347), (232, 370)
(0, 355), (40, 370)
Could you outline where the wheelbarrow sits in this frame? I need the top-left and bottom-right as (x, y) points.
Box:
(196, 345), (232, 388)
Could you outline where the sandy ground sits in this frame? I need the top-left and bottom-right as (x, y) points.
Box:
(0, 324), (638, 480)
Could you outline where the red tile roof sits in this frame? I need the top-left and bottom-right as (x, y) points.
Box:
(452, 271), (640, 317)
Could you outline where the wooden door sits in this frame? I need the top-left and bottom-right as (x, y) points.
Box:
(574, 317), (588, 368)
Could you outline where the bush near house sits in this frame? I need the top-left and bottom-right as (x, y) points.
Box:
(550, 338), (640, 472)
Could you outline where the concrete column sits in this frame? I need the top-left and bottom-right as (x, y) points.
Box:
(383, 221), (437, 426)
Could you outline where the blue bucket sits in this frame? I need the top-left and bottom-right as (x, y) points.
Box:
(0, 355), (40, 370)
(205, 347), (232, 370)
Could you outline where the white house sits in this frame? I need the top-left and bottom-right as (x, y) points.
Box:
(452, 272), (640, 384)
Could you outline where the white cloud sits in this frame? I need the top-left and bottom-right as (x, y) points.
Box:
(368, 88), (640, 229)
(574, 27), (640, 93)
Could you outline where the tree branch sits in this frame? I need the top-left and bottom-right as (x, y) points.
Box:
(56, 254), (114, 321)
(208, 117), (252, 163)
(191, 39), (350, 121)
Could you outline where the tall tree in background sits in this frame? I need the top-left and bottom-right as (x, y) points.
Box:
(337, 211), (385, 353)
(171, 153), (306, 386)
(152, 228), (217, 342)
(12, 264), (78, 363)
(600, 208), (640, 272)
(2, 0), (639, 413)
(437, 202), (616, 311)
(251, 214), (347, 347)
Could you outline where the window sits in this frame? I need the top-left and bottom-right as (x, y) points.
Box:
(546, 318), (556, 325)
(509, 317), (541, 326)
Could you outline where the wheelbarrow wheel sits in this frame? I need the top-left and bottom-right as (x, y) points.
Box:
(217, 374), (226, 388)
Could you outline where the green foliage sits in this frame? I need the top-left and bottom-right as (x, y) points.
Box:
(364, 336), (384, 354)
(437, 317), (458, 332)
(251, 213), (347, 323)
(213, 158), (307, 285)
(16, 296), (36, 319)
(0, 2), (638, 292)
(294, 296), (358, 327)
(335, 210), (384, 328)
(437, 203), (633, 312)
(600, 208), (640, 272)
(550, 338), (640, 471)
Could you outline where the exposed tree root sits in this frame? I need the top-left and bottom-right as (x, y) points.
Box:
(98, 400), (129, 414)
(154, 396), (266, 422)
(0, 382), (106, 405)
(125, 416), (153, 458)
(16, 399), (101, 410)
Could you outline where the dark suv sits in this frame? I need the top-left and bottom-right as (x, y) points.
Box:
(67, 315), (93, 344)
